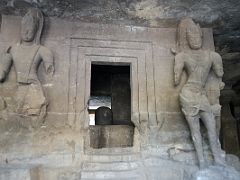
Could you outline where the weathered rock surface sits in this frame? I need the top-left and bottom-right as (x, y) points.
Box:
(0, 0), (239, 53)
(192, 165), (240, 180)
(0, 2), (240, 180)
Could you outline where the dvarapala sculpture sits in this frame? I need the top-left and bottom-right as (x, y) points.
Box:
(0, 8), (54, 125)
(173, 18), (225, 168)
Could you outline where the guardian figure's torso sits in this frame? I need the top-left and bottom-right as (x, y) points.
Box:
(11, 44), (41, 84)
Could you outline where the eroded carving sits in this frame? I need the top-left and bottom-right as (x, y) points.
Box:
(173, 18), (225, 168)
(0, 8), (54, 127)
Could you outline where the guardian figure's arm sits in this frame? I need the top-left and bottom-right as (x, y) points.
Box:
(211, 52), (224, 90)
(39, 46), (54, 76)
(174, 53), (184, 86)
(0, 48), (13, 82)
(212, 52), (224, 78)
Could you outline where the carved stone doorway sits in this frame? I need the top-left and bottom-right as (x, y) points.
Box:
(89, 64), (132, 126)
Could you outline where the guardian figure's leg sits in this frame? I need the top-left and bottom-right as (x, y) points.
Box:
(200, 111), (225, 166)
(185, 115), (205, 168)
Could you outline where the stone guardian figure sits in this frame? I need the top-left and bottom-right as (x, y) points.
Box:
(173, 18), (225, 168)
(0, 8), (54, 126)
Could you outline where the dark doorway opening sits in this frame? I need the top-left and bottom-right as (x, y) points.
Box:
(89, 64), (133, 126)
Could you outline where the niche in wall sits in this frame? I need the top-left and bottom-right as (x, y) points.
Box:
(89, 64), (133, 126)
(89, 63), (134, 148)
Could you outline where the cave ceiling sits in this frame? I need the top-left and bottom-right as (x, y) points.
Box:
(0, 0), (240, 91)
